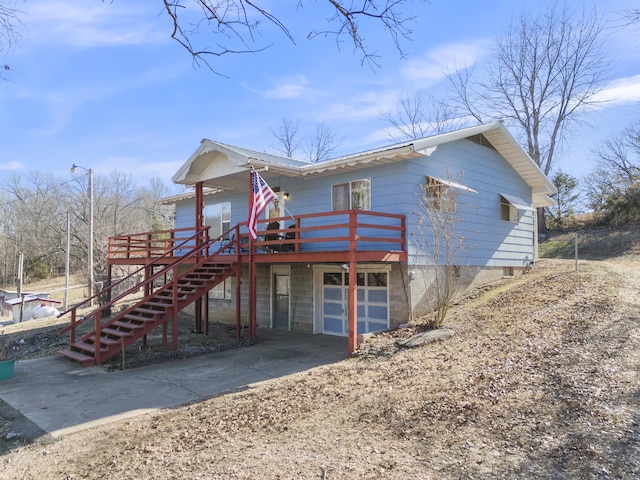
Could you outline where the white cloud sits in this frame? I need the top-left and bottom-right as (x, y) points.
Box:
(400, 40), (492, 86)
(593, 75), (640, 106)
(260, 75), (310, 99)
(0, 161), (23, 171)
(24, 1), (167, 48)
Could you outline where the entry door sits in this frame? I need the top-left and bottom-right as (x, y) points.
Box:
(321, 270), (389, 336)
(273, 268), (290, 329)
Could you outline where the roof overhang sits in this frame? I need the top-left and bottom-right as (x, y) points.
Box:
(171, 139), (306, 190)
(170, 123), (556, 201)
(501, 193), (536, 211)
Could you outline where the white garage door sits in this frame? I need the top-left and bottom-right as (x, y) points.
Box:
(321, 270), (388, 336)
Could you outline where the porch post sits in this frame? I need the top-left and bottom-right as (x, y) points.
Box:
(347, 211), (358, 356)
(247, 171), (257, 341)
(204, 292), (209, 335)
(195, 297), (202, 333)
(248, 245), (257, 340)
(195, 181), (204, 242)
(236, 266), (242, 340)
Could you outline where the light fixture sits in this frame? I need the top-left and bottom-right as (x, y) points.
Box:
(283, 192), (289, 200)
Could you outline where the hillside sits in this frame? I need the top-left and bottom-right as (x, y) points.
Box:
(0, 226), (639, 478)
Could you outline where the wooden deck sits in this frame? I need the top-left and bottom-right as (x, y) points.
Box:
(108, 210), (407, 266)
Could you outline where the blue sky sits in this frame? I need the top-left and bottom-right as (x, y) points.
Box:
(0, 0), (639, 190)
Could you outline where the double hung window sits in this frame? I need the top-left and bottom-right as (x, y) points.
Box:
(332, 179), (371, 211)
(204, 201), (231, 239)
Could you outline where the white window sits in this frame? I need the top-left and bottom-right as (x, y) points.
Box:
(500, 195), (518, 222)
(211, 277), (232, 300)
(204, 201), (231, 239)
(425, 176), (456, 213)
(332, 179), (371, 211)
(499, 193), (535, 223)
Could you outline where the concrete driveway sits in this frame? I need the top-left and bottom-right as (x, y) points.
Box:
(0, 329), (347, 439)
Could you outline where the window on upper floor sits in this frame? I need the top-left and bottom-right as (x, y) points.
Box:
(500, 195), (519, 222)
(425, 176), (456, 213)
(204, 201), (231, 239)
(332, 179), (371, 211)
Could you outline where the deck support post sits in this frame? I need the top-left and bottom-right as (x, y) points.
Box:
(104, 264), (113, 316)
(235, 265), (242, 340)
(204, 292), (209, 335)
(248, 249), (257, 341)
(172, 265), (179, 350)
(195, 181), (204, 244)
(194, 297), (202, 333)
(347, 211), (358, 356)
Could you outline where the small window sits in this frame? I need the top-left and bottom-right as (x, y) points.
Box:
(211, 277), (232, 300)
(332, 179), (371, 211)
(425, 176), (456, 213)
(204, 201), (231, 239)
(503, 266), (514, 277)
(500, 195), (519, 223)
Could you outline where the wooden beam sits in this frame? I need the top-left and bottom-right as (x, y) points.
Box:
(347, 211), (358, 356)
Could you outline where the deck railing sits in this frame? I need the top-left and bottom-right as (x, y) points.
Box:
(108, 227), (209, 260)
(108, 210), (406, 261)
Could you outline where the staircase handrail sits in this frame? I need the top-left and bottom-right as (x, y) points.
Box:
(59, 226), (214, 335)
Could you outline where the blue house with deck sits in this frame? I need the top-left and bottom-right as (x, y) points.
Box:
(59, 122), (555, 366)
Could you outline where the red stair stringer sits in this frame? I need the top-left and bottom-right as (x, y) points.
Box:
(58, 255), (238, 366)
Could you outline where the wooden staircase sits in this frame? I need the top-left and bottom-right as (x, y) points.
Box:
(58, 242), (239, 366)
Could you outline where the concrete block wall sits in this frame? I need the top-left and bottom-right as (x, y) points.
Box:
(388, 263), (411, 327)
(289, 264), (314, 333)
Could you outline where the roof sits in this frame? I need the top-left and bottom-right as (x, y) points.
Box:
(5, 296), (61, 306)
(168, 122), (556, 207)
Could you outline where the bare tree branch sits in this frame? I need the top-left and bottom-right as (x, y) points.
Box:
(380, 91), (465, 142)
(270, 118), (300, 158)
(303, 120), (342, 162)
(161, 1), (422, 73)
(448, 4), (609, 176)
(0, 0), (22, 77)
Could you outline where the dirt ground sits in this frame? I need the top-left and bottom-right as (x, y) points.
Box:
(1, 233), (639, 478)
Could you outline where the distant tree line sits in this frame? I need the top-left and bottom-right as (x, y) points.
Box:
(0, 171), (174, 289)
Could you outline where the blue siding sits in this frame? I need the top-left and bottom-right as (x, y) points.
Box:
(405, 140), (534, 267)
(173, 138), (537, 267)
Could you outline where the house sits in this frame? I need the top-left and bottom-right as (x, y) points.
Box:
(59, 121), (555, 366)
(2, 292), (60, 323)
(169, 120), (554, 336)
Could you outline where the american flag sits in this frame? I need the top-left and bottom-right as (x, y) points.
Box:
(248, 169), (277, 239)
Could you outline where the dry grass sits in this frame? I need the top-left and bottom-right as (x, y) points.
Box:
(0, 227), (639, 479)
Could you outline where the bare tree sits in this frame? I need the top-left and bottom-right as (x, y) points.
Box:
(303, 121), (342, 162)
(0, 170), (173, 295)
(161, 0), (423, 72)
(449, 4), (609, 232)
(450, 4), (609, 176)
(583, 124), (640, 222)
(0, 0), (21, 76)
(271, 119), (300, 158)
(412, 171), (467, 329)
(380, 91), (463, 142)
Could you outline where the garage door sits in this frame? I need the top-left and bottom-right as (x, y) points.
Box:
(322, 270), (388, 336)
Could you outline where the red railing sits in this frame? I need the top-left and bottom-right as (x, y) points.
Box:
(108, 210), (406, 260)
(108, 227), (207, 260)
(60, 226), (218, 351)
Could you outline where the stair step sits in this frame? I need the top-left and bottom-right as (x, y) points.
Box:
(58, 349), (95, 366)
(143, 301), (173, 308)
(71, 340), (108, 354)
(97, 336), (121, 346)
(112, 320), (146, 330)
(102, 327), (133, 338)
(134, 307), (166, 316)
